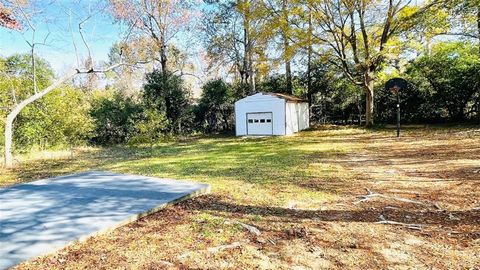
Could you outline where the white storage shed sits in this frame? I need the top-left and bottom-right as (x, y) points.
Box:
(235, 92), (310, 136)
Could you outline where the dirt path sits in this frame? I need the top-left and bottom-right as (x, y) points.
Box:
(346, 132), (479, 210)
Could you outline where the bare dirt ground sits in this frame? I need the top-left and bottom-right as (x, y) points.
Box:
(10, 126), (480, 269)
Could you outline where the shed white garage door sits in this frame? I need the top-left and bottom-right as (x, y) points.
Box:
(247, 112), (273, 135)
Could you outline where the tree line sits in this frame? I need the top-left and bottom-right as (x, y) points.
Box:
(201, 0), (480, 125)
(102, 0), (480, 124)
(0, 0), (479, 167)
(1, 42), (478, 150)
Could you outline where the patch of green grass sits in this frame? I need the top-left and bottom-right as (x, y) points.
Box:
(190, 213), (241, 245)
(2, 128), (363, 207)
(3, 124), (474, 208)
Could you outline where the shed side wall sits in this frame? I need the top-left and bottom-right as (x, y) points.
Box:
(285, 102), (310, 134)
(298, 102), (310, 131)
(285, 102), (298, 135)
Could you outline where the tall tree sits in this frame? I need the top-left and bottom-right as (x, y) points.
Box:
(196, 79), (235, 132)
(263, 0), (296, 94)
(308, 0), (436, 125)
(109, 0), (196, 75)
(143, 71), (191, 134)
(203, 0), (267, 96)
(281, 0), (293, 94)
(305, 5), (314, 105)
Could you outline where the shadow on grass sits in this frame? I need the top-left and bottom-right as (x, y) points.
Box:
(186, 195), (480, 227)
(3, 125), (479, 198)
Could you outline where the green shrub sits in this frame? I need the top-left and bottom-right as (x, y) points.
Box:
(129, 108), (168, 145)
(195, 78), (235, 132)
(143, 70), (192, 134)
(90, 91), (142, 145)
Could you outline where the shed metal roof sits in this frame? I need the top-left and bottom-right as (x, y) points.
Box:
(265, 92), (307, 103)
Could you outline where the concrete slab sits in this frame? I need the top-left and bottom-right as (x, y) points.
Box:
(0, 171), (210, 269)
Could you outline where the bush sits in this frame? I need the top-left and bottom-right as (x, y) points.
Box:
(90, 91), (142, 145)
(7, 87), (94, 151)
(129, 108), (168, 145)
(1, 55), (93, 151)
(143, 70), (192, 134)
(375, 81), (443, 123)
(195, 79), (235, 132)
(406, 42), (480, 121)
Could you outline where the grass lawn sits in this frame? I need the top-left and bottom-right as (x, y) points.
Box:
(1, 125), (479, 269)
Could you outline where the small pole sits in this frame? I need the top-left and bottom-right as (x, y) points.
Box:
(396, 90), (400, 137)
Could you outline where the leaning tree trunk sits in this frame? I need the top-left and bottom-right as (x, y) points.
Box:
(4, 118), (13, 168)
(4, 70), (78, 168)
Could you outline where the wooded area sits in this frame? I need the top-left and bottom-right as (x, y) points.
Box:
(1, 0), (479, 167)
(1, 1), (479, 269)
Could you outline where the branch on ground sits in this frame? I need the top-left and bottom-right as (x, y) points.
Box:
(353, 188), (442, 210)
(207, 242), (242, 253)
(227, 220), (261, 236)
(376, 214), (423, 230)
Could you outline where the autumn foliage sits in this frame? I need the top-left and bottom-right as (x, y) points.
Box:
(0, 3), (20, 29)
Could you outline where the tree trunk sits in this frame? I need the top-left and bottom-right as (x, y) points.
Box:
(239, 71), (247, 96)
(306, 43), (312, 105)
(246, 33), (254, 94)
(243, 28), (250, 94)
(285, 59), (292, 94)
(477, 101), (480, 124)
(365, 72), (375, 126)
(250, 65), (255, 93)
(160, 43), (168, 75)
(246, 50), (254, 95)
(425, 36), (432, 56)
(307, 7), (313, 108)
(4, 70), (78, 168)
(283, 27), (292, 94)
(365, 90), (374, 126)
(357, 93), (362, 125)
(242, 1), (252, 95)
(477, 6), (480, 55)
(4, 117), (13, 168)
(282, 0), (292, 94)
(306, 36), (312, 106)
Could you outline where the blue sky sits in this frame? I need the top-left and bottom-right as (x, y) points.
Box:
(0, 0), (210, 97)
(0, 1), (133, 75)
